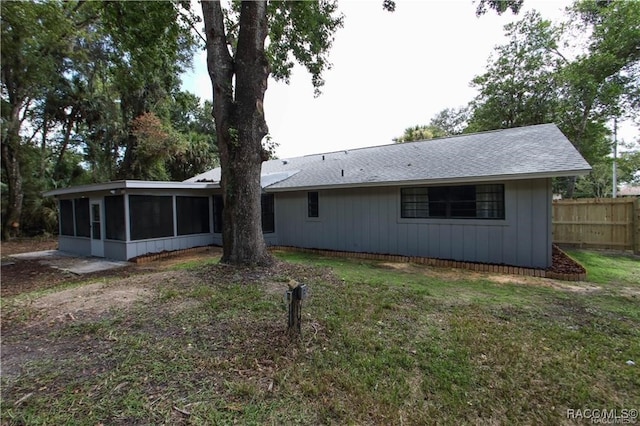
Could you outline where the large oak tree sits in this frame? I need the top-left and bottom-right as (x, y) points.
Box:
(200, 1), (342, 265)
(201, 0), (525, 265)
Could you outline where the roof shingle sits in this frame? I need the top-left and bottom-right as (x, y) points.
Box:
(186, 123), (591, 190)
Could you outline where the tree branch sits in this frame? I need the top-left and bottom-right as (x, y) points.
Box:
(175, 2), (207, 45)
(201, 0), (234, 114)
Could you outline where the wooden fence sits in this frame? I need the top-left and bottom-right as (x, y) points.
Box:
(552, 198), (640, 254)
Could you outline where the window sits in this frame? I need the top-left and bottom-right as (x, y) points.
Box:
(213, 195), (223, 234)
(401, 187), (429, 219)
(74, 198), (90, 237)
(129, 195), (174, 240)
(261, 194), (275, 233)
(59, 199), (75, 236)
(177, 196), (210, 235)
(401, 184), (504, 219)
(59, 198), (91, 237)
(475, 184), (505, 219)
(308, 191), (319, 218)
(91, 203), (101, 240)
(105, 195), (125, 240)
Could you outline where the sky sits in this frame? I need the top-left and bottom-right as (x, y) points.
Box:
(181, 0), (637, 160)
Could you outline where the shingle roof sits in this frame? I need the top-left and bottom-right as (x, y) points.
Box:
(619, 184), (640, 196)
(186, 123), (591, 190)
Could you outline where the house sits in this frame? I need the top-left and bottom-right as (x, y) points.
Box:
(44, 123), (591, 268)
(618, 184), (640, 197)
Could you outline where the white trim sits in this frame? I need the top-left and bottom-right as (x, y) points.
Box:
(43, 180), (219, 198)
(263, 169), (592, 193)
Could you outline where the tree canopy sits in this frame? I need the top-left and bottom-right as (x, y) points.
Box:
(394, 0), (640, 198)
(1, 1), (217, 238)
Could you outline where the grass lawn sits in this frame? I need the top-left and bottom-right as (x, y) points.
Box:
(1, 249), (638, 425)
(565, 249), (640, 286)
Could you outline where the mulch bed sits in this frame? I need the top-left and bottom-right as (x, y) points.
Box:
(547, 245), (587, 275)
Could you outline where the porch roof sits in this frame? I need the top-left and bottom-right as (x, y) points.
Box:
(43, 180), (218, 198)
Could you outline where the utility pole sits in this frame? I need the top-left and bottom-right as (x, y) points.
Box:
(612, 118), (618, 198)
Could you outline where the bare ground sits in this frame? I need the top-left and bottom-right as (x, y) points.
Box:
(0, 240), (224, 381)
(0, 241), (335, 386)
(0, 239), (220, 297)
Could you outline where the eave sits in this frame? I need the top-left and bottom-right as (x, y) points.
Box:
(43, 180), (220, 198)
(263, 168), (592, 193)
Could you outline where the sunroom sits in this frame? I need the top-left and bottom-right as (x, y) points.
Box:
(44, 180), (220, 261)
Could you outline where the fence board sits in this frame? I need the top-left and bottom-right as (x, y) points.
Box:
(552, 198), (639, 253)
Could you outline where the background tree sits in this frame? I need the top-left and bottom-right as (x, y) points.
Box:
(166, 94), (219, 182)
(1, 1), (211, 238)
(429, 107), (470, 136)
(553, 0), (640, 196)
(393, 125), (447, 143)
(99, 1), (198, 180)
(394, 0), (639, 198)
(618, 149), (640, 185)
(393, 107), (469, 142)
(1, 1), (84, 239)
(466, 11), (562, 132)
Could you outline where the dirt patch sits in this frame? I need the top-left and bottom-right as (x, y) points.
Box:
(26, 277), (155, 325)
(620, 286), (640, 298)
(377, 252), (598, 292)
(1, 257), (139, 298)
(484, 273), (601, 293)
(1, 237), (58, 257)
(0, 267), (213, 380)
(0, 243), (222, 298)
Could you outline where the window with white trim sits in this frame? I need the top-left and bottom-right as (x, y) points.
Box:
(401, 184), (504, 219)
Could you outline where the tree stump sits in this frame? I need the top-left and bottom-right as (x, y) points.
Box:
(287, 279), (306, 338)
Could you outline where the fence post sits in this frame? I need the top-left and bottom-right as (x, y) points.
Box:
(634, 197), (640, 255)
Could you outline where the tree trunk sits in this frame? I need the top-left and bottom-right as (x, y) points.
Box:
(1, 134), (24, 241)
(40, 115), (49, 180)
(53, 108), (78, 181)
(202, 0), (273, 266)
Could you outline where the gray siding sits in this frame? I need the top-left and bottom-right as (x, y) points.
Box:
(124, 234), (215, 260)
(274, 179), (552, 268)
(104, 241), (127, 260)
(61, 235), (215, 261)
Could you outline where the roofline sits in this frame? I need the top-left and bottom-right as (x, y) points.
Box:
(43, 180), (219, 197)
(298, 123), (556, 159)
(43, 164), (591, 197)
(264, 168), (592, 192)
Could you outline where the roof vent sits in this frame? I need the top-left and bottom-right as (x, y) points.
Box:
(282, 160), (288, 165)
(322, 155), (325, 160)
(341, 169), (344, 177)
